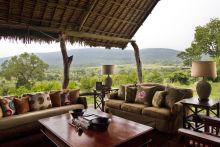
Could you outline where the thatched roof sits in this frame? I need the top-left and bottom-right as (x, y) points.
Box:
(0, 0), (159, 49)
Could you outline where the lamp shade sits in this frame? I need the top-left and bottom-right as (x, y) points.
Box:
(102, 65), (114, 75)
(191, 61), (217, 78)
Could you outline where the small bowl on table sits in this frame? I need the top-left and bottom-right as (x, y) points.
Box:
(70, 109), (85, 119)
(90, 117), (110, 132)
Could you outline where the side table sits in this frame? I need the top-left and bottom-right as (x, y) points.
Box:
(93, 88), (118, 111)
(181, 97), (220, 131)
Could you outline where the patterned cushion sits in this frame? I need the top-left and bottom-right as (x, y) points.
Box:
(66, 89), (80, 104)
(14, 96), (30, 114)
(165, 87), (185, 109)
(49, 91), (61, 107)
(28, 92), (52, 111)
(0, 96), (16, 117)
(152, 91), (167, 108)
(125, 87), (137, 103)
(135, 86), (156, 106)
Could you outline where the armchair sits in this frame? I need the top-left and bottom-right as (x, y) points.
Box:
(178, 116), (220, 147)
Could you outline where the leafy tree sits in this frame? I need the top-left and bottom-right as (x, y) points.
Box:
(168, 70), (190, 85)
(177, 18), (220, 66)
(0, 53), (49, 88)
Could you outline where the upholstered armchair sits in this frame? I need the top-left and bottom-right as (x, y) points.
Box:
(178, 116), (220, 147)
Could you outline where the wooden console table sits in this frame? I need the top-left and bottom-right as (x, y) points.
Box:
(181, 97), (220, 131)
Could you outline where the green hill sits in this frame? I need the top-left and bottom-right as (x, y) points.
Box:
(0, 48), (181, 67)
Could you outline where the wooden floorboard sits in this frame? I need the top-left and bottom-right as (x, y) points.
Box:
(0, 130), (184, 147)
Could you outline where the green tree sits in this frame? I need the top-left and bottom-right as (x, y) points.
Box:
(0, 53), (49, 88)
(177, 18), (220, 66)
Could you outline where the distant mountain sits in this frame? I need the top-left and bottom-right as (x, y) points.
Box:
(0, 48), (181, 67)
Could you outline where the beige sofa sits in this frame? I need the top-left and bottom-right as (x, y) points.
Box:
(105, 83), (193, 133)
(0, 97), (87, 143)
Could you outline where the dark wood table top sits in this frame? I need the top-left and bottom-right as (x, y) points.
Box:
(180, 97), (220, 108)
(38, 109), (153, 147)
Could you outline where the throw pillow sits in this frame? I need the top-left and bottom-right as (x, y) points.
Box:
(118, 84), (135, 100)
(135, 86), (156, 106)
(0, 106), (3, 118)
(28, 92), (52, 111)
(165, 87), (185, 109)
(152, 91), (167, 108)
(49, 91), (61, 107)
(14, 96), (30, 114)
(125, 87), (137, 103)
(65, 89), (80, 104)
(0, 96), (16, 117)
(60, 89), (70, 106)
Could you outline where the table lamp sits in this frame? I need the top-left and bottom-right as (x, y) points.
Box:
(191, 61), (217, 102)
(102, 65), (114, 89)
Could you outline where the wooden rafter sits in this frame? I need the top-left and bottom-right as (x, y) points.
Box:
(8, 0), (13, 23)
(49, 0), (59, 27)
(79, 0), (98, 31)
(29, 0), (37, 25)
(129, 0), (159, 37)
(65, 0), (81, 30)
(41, 0), (48, 26)
(58, 0), (71, 28)
(119, 0), (144, 36)
(0, 23), (133, 43)
(104, 0), (130, 36)
(102, 0), (147, 13)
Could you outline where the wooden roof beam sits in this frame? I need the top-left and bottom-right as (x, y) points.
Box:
(0, 23), (133, 43)
(100, 0), (147, 13)
(79, 0), (98, 31)
(92, 12), (137, 25)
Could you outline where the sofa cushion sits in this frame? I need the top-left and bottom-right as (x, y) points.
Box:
(135, 86), (156, 106)
(49, 91), (61, 107)
(121, 103), (146, 114)
(14, 97), (30, 114)
(125, 87), (137, 103)
(0, 96), (16, 117)
(118, 84), (135, 100)
(105, 99), (124, 110)
(66, 89), (80, 104)
(0, 106), (3, 118)
(152, 91), (167, 108)
(0, 104), (84, 130)
(28, 92), (52, 111)
(142, 107), (171, 120)
(60, 89), (70, 105)
(165, 87), (185, 109)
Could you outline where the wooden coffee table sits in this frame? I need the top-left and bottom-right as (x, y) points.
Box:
(39, 109), (153, 147)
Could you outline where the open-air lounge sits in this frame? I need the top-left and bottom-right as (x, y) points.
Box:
(0, 0), (220, 147)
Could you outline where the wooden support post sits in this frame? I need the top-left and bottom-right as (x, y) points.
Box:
(131, 41), (142, 83)
(60, 34), (73, 89)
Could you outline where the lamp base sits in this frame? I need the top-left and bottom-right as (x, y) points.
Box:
(196, 79), (211, 102)
(105, 75), (112, 89)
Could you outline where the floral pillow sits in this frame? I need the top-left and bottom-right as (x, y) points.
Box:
(28, 92), (52, 111)
(0, 96), (16, 117)
(135, 86), (156, 106)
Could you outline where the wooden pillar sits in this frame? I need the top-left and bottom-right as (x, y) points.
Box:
(60, 34), (73, 89)
(131, 41), (143, 83)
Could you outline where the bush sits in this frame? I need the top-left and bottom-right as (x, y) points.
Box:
(168, 70), (190, 85)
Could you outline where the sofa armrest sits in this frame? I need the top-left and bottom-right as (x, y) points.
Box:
(171, 101), (183, 115)
(77, 96), (87, 109)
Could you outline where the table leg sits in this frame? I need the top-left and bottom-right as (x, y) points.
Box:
(217, 103), (219, 117)
(195, 106), (198, 129)
(206, 108), (210, 116)
(94, 91), (97, 109)
(183, 104), (186, 128)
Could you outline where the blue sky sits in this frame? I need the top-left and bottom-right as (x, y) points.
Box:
(0, 0), (220, 58)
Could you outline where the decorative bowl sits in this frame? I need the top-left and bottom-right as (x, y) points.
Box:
(70, 109), (85, 119)
(90, 117), (110, 132)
